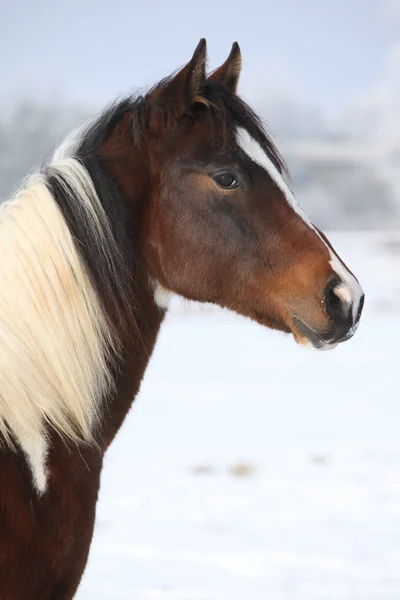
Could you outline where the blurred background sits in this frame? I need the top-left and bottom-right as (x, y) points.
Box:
(2, 1), (400, 598)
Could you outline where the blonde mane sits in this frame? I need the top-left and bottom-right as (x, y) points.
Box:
(0, 153), (118, 492)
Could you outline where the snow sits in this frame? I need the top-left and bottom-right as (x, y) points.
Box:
(76, 231), (400, 600)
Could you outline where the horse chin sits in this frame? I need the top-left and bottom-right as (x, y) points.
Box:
(305, 339), (338, 352)
(294, 334), (338, 352)
(291, 317), (338, 352)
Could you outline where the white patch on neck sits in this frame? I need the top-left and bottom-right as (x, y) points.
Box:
(236, 127), (364, 319)
(18, 430), (48, 494)
(153, 280), (173, 309)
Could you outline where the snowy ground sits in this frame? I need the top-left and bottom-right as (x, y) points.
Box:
(76, 231), (400, 600)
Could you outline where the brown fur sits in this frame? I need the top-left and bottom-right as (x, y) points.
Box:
(0, 40), (363, 598)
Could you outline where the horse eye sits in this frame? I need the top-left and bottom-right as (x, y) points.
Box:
(214, 173), (239, 189)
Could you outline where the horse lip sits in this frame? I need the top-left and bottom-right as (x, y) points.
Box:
(292, 316), (334, 350)
(340, 319), (360, 342)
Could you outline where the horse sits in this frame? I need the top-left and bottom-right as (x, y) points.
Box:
(0, 39), (364, 599)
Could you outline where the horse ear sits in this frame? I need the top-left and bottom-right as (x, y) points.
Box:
(154, 39), (207, 113)
(184, 38), (207, 102)
(209, 42), (242, 93)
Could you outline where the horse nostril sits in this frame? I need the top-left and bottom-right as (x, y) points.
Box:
(327, 286), (341, 311)
(323, 278), (350, 322)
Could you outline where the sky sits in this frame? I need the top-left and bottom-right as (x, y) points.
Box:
(1, 0), (399, 116)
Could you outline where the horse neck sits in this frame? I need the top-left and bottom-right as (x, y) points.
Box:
(101, 269), (165, 449)
(94, 120), (164, 448)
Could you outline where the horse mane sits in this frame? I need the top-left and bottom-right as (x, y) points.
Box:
(0, 108), (141, 488)
(47, 106), (138, 327)
(0, 168), (116, 490)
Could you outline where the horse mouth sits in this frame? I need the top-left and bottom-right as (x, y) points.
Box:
(292, 316), (338, 352)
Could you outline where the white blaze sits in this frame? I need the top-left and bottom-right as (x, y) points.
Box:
(237, 128), (312, 226)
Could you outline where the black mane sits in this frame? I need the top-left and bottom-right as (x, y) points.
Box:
(45, 99), (139, 335)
